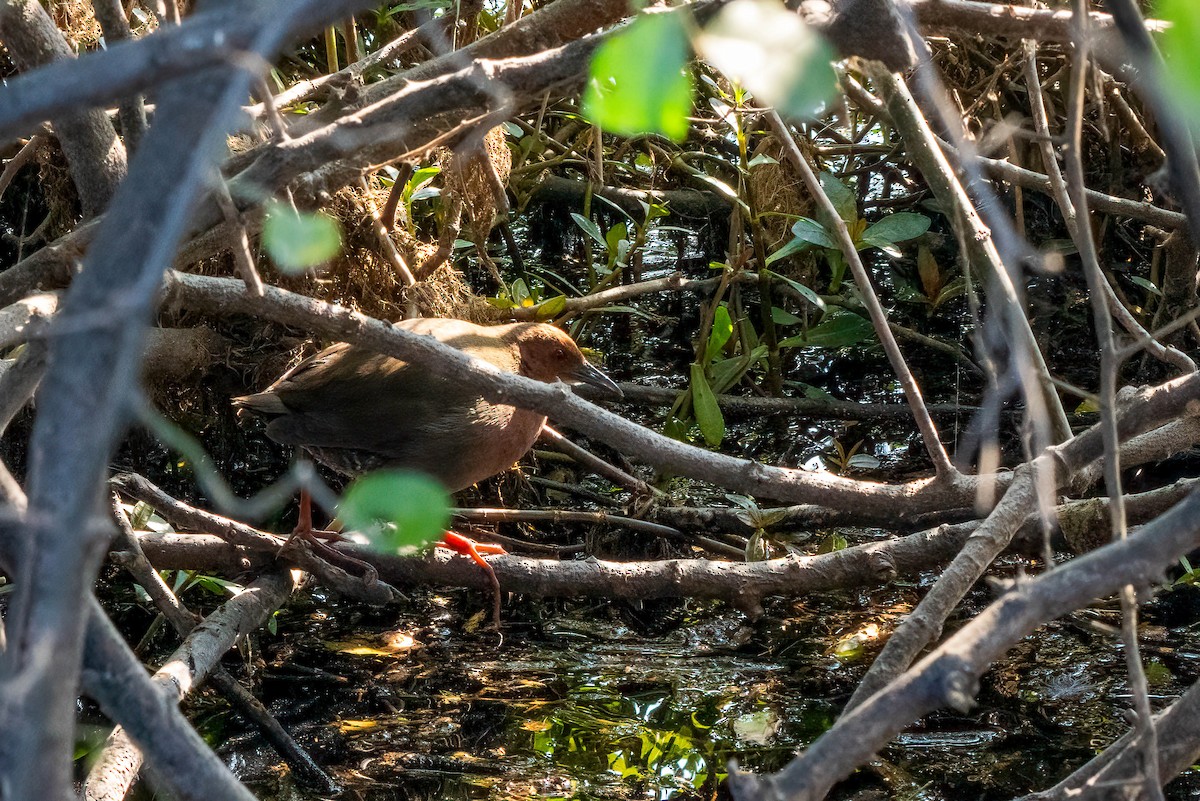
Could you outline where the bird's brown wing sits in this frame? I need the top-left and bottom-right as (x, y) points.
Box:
(260, 346), (505, 469)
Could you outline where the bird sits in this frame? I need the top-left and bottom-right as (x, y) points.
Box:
(234, 317), (622, 623)
(234, 317), (622, 488)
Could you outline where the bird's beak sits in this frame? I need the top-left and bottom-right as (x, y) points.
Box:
(567, 362), (624, 399)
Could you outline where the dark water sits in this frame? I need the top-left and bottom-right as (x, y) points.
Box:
(105, 572), (1200, 801)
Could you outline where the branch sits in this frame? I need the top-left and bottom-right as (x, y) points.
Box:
(0, 0), (126, 216)
(729, 491), (1200, 801)
(80, 601), (259, 801)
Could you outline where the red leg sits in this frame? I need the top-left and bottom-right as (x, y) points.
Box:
(438, 532), (506, 628)
(281, 488), (377, 585)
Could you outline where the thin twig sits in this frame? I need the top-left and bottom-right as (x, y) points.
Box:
(210, 170), (265, 296)
(1065, 4), (1163, 798)
(766, 110), (958, 479)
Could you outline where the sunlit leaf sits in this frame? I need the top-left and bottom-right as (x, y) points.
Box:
(705, 304), (734, 362)
(262, 201), (342, 273)
(831, 622), (880, 661)
(816, 532), (848, 553)
(732, 709), (780, 744)
(695, 0), (836, 120)
(582, 11), (694, 141)
(533, 294), (567, 320)
(1159, 0), (1200, 130)
(324, 630), (416, 657)
(690, 363), (725, 446)
(605, 220), (628, 251)
(338, 719), (381, 733)
(846, 453), (881, 470)
(339, 470), (450, 553)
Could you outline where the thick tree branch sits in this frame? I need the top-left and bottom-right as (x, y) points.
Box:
(729, 491), (1200, 801)
(0, 0), (126, 216)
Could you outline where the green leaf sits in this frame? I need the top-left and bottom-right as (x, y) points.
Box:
(1128, 276), (1163, 297)
(663, 412), (692, 441)
(860, 237), (903, 258)
(262, 201), (342, 273)
(710, 355), (746, 393)
(789, 216), (837, 248)
(1160, 0), (1200, 130)
(764, 236), (807, 267)
(695, 0), (836, 120)
(533, 294), (568, 320)
(763, 269), (826, 312)
(766, 218), (836, 266)
(339, 470), (450, 554)
(771, 306), (803, 325)
(819, 172), (856, 224)
(582, 11), (694, 142)
(690, 363), (725, 446)
(778, 310), (874, 349)
(816, 532), (848, 553)
(705, 304), (734, 362)
(571, 213), (607, 248)
(932, 277), (968, 310)
(861, 212), (931, 246)
(605, 221), (629, 256)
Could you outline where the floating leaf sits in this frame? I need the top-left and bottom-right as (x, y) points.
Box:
(690, 363), (725, 446)
(582, 11), (693, 142)
(695, 0), (836, 120)
(339, 470), (450, 553)
(262, 201), (342, 273)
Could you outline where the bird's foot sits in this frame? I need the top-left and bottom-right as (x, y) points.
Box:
(438, 532), (506, 629)
(281, 488), (379, 585)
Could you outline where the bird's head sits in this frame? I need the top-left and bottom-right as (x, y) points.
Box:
(514, 324), (623, 399)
